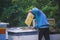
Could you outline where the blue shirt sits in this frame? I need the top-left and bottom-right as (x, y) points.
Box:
(31, 8), (49, 29)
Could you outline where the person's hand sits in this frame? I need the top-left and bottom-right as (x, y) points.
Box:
(31, 27), (35, 30)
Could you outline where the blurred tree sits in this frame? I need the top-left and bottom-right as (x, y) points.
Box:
(0, 0), (12, 20)
(3, 0), (37, 27)
(0, 0), (58, 27)
(36, 0), (58, 18)
(55, 0), (60, 28)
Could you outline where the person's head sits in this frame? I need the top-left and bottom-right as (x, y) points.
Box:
(28, 8), (39, 13)
(28, 8), (40, 16)
(31, 7), (39, 14)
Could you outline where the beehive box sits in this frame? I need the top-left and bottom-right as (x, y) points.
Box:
(48, 18), (55, 26)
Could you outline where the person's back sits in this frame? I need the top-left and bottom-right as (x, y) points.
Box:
(31, 8), (49, 28)
(30, 7), (50, 40)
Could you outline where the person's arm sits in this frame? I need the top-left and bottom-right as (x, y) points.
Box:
(31, 22), (38, 30)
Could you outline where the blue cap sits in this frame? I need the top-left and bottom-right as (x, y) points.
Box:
(31, 7), (40, 15)
(32, 8), (39, 14)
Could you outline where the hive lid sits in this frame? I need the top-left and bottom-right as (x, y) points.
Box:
(0, 22), (9, 27)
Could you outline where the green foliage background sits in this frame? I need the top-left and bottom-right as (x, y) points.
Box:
(0, 0), (59, 27)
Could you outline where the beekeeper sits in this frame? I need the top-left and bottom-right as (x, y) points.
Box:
(29, 8), (50, 40)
